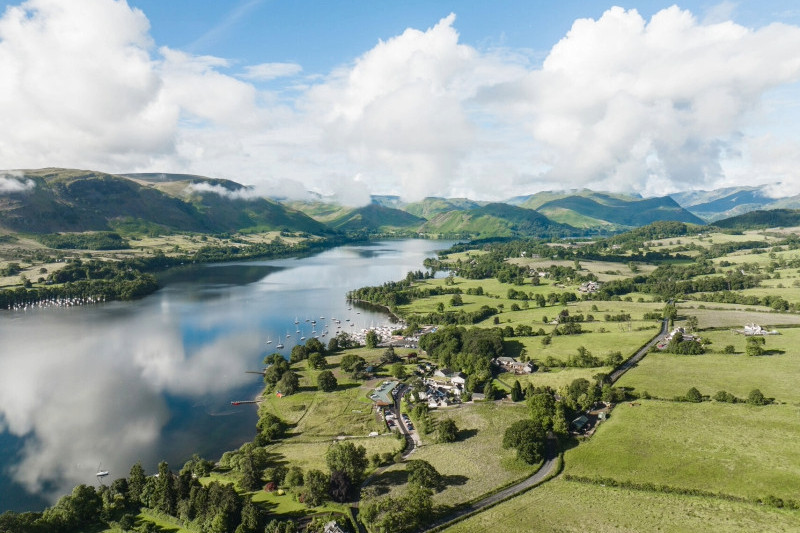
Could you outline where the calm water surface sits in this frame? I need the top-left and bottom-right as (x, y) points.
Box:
(0, 239), (452, 511)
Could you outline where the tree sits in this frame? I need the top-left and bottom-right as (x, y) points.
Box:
(257, 412), (286, 443)
(747, 389), (769, 405)
(381, 346), (400, 364)
(305, 337), (325, 355)
(153, 461), (176, 515)
(341, 353), (366, 375)
(301, 470), (329, 506)
(436, 418), (458, 443)
(502, 419), (546, 464)
(276, 371), (299, 395)
(686, 315), (699, 332)
(325, 442), (368, 487)
(510, 380), (523, 402)
(746, 336), (765, 356)
(128, 462), (146, 503)
(239, 452), (262, 491)
(406, 460), (444, 491)
(317, 370), (338, 392)
(685, 387), (703, 403)
(483, 381), (498, 400)
(450, 294), (463, 306)
(285, 466), (304, 488)
(307, 352), (326, 370)
(390, 362), (407, 379)
(365, 330), (379, 348)
(290, 344), (308, 363)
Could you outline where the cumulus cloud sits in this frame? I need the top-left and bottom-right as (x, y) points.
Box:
(241, 61), (302, 80)
(0, 171), (35, 193)
(2, 1), (800, 201)
(481, 6), (800, 195)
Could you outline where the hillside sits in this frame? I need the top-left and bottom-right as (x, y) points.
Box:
(419, 203), (577, 238)
(534, 192), (704, 228)
(670, 186), (775, 221)
(713, 209), (800, 230)
(327, 203), (426, 232)
(0, 168), (329, 235)
(403, 197), (483, 219)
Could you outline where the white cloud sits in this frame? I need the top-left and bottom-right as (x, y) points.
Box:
(241, 61), (302, 81)
(2, 2), (800, 201)
(0, 171), (35, 193)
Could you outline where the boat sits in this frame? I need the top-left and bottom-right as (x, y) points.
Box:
(266, 336), (272, 345)
(300, 336), (306, 341)
(276, 343), (284, 349)
(294, 317), (299, 324)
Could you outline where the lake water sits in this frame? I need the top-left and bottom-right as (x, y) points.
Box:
(0, 239), (452, 512)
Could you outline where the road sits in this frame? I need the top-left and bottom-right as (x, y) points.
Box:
(421, 437), (559, 532)
(609, 317), (669, 384)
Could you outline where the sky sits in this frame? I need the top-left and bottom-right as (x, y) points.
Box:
(2, 0), (800, 204)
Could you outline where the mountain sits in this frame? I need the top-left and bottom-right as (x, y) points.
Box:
(528, 192), (704, 228)
(0, 168), (329, 235)
(670, 186), (775, 221)
(713, 209), (800, 230)
(419, 203), (576, 238)
(327, 204), (426, 232)
(402, 197), (483, 219)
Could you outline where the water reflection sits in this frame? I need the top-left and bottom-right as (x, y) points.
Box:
(0, 239), (452, 511)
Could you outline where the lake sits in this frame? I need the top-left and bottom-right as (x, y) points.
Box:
(0, 239), (453, 512)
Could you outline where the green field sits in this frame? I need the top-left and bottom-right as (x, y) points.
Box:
(365, 402), (534, 507)
(564, 400), (800, 501)
(676, 304), (800, 329)
(496, 367), (615, 391)
(618, 327), (800, 403)
(444, 477), (800, 533)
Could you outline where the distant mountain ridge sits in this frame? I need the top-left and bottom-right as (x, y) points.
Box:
(0, 168), (328, 235)
(419, 203), (577, 238)
(713, 209), (800, 230)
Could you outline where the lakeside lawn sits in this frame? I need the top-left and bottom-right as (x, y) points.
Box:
(618, 326), (800, 403)
(444, 477), (800, 533)
(365, 402), (534, 508)
(564, 400), (800, 502)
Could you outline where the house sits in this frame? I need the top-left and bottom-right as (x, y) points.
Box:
(450, 372), (467, 386)
(434, 368), (453, 379)
(495, 356), (516, 368)
(571, 415), (590, 432)
(509, 361), (534, 374)
(741, 323), (780, 336)
(324, 522), (346, 533)
(579, 281), (601, 293)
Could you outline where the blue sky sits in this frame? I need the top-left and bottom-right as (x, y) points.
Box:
(2, 0), (800, 202)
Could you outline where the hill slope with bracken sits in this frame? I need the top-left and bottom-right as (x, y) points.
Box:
(0, 168), (330, 235)
(419, 202), (578, 238)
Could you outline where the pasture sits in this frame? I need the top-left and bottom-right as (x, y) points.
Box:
(564, 400), (800, 502)
(444, 477), (800, 533)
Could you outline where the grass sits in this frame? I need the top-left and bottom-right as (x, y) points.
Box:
(564, 400), (800, 501)
(617, 327), (800, 403)
(365, 402), (534, 508)
(444, 477), (800, 533)
(496, 367), (615, 391)
(676, 303), (800, 328)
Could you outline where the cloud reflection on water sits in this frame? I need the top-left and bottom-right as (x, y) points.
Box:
(0, 308), (260, 502)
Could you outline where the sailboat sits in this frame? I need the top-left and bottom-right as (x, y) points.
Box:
(266, 336), (272, 345)
(276, 342), (284, 349)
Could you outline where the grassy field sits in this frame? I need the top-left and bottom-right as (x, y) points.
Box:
(444, 477), (800, 533)
(564, 400), (800, 501)
(495, 366), (615, 391)
(618, 326), (800, 403)
(366, 402), (534, 507)
(676, 304), (800, 328)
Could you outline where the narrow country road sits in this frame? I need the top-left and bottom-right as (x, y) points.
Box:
(609, 317), (669, 384)
(421, 437), (559, 532)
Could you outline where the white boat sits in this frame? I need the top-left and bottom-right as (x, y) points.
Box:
(276, 343), (284, 349)
(266, 336), (272, 345)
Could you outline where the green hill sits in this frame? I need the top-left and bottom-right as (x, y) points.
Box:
(713, 209), (800, 230)
(403, 197), (483, 219)
(328, 203), (426, 232)
(0, 168), (329, 235)
(533, 192), (704, 227)
(419, 203), (576, 238)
